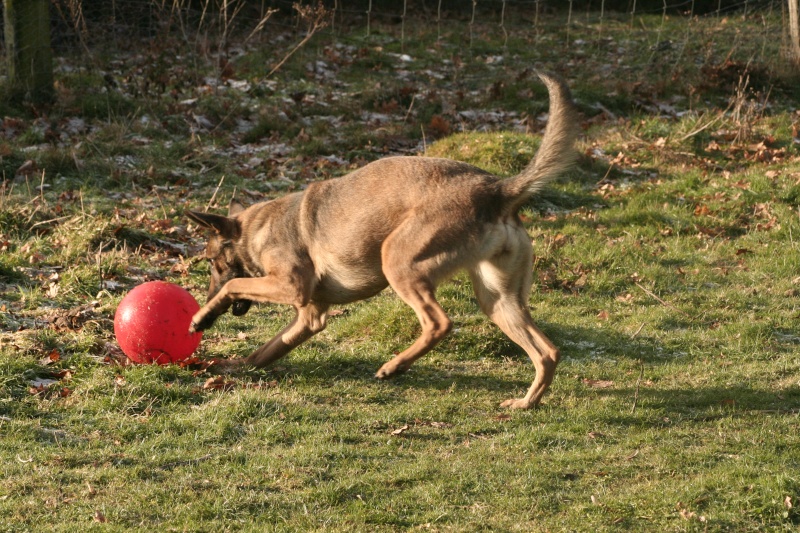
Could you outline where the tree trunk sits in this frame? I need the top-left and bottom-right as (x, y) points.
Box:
(790, 0), (800, 66)
(4, 0), (54, 103)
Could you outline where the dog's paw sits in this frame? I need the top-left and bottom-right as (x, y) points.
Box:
(190, 308), (217, 333)
(374, 366), (391, 379)
(374, 360), (408, 379)
(500, 398), (536, 410)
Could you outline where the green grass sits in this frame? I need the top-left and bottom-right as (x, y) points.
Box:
(2, 8), (800, 532)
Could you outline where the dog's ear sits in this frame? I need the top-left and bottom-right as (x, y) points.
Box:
(186, 211), (241, 240)
(228, 199), (246, 216)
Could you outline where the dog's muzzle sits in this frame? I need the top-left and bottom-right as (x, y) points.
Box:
(232, 299), (252, 316)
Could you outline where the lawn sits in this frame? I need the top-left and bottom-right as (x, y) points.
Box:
(1, 5), (799, 531)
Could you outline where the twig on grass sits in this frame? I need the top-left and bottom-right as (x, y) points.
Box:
(630, 322), (645, 414)
(677, 99), (734, 143)
(39, 170), (47, 206)
(158, 453), (214, 471)
(634, 282), (693, 320)
(29, 216), (71, 230)
(206, 175), (225, 212)
(631, 358), (644, 414)
(630, 322), (645, 339)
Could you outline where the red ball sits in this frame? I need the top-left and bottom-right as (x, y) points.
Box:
(114, 281), (202, 364)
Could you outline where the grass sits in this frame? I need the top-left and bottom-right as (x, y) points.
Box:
(2, 7), (800, 531)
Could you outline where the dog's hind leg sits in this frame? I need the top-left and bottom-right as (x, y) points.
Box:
(374, 275), (453, 379)
(470, 248), (559, 409)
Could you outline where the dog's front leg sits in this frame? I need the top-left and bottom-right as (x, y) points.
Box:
(207, 303), (329, 373)
(246, 303), (329, 368)
(190, 274), (311, 333)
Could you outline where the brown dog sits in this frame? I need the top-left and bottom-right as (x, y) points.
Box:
(187, 72), (579, 409)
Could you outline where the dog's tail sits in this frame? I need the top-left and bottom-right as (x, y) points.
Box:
(502, 72), (579, 213)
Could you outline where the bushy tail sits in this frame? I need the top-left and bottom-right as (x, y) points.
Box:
(501, 72), (579, 213)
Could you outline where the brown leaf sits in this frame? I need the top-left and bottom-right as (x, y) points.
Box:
(246, 380), (279, 390)
(93, 511), (107, 523)
(203, 376), (236, 392)
(40, 349), (61, 366)
(52, 369), (72, 380)
(582, 378), (614, 389)
(693, 204), (711, 216)
(28, 384), (48, 396)
(597, 310), (609, 321)
(16, 159), (39, 177)
(624, 449), (640, 460)
(391, 424), (409, 435)
(616, 293), (634, 303)
(572, 273), (588, 289)
(428, 115), (451, 137)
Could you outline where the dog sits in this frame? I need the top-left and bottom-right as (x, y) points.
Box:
(187, 72), (579, 409)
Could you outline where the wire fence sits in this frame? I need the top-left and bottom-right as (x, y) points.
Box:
(1, 0), (795, 101)
(36, 0), (791, 54)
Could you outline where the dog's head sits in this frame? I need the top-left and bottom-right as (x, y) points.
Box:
(187, 201), (252, 317)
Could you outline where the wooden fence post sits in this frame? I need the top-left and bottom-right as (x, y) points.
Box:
(3, 0), (54, 103)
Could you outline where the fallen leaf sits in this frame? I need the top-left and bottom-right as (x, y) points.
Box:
(694, 204), (711, 216)
(246, 380), (279, 390)
(52, 369), (72, 380)
(582, 378), (614, 389)
(93, 511), (107, 523)
(16, 159), (39, 177)
(203, 376), (236, 392)
(391, 424), (409, 435)
(40, 349), (61, 366)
